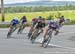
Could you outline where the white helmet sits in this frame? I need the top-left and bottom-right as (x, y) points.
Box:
(54, 18), (59, 23)
(50, 20), (55, 22)
(13, 17), (19, 21)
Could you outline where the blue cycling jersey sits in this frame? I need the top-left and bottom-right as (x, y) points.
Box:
(11, 19), (20, 25)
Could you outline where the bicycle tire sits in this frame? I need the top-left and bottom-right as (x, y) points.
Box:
(42, 29), (53, 48)
(17, 25), (23, 34)
(7, 32), (12, 38)
(30, 29), (39, 44)
(7, 26), (15, 38)
(28, 27), (34, 39)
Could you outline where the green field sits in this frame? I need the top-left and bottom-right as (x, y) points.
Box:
(0, 10), (75, 22)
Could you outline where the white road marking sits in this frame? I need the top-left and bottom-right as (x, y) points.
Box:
(44, 52), (75, 54)
(48, 44), (75, 49)
(36, 32), (75, 50)
(36, 39), (75, 49)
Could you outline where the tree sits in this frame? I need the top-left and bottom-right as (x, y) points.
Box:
(1, 0), (5, 22)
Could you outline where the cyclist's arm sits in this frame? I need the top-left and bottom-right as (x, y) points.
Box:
(10, 20), (13, 25)
(44, 25), (49, 34)
(34, 23), (38, 29)
(43, 25), (49, 37)
(45, 24), (49, 31)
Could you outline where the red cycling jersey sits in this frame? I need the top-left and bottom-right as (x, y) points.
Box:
(32, 18), (38, 22)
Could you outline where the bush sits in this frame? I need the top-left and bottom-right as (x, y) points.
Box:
(65, 20), (75, 25)
(46, 15), (54, 20)
(0, 20), (75, 28)
(0, 24), (10, 28)
(0, 23), (31, 28)
(70, 20), (75, 25)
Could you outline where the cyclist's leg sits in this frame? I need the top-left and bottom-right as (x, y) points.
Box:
(22, 24), (25, 30)
(17, 23), (22, 33)
(29, 24), (33, 33)
(37, 28), (43, 36)
(54, 23), (60, 35)
(7, 25), (14, 38)
(21, 23), (26, 33)
(28, 25), (33, 36)
(54, 29), (59, 35)
(30, 22), (37, 32)
(20, 24), (22, 29)
(23, 22), (27, 29)
(41, 27), (49, 46)
(13, 24), (19, 33)
(40, 23), (45, 33)
(59, 22), (64, 27)
(28, 23), (35, 37)
(42, 26), (49, 44)
(20, 23), (25, 32)
(31, 27), (38, 37)
(44, 27), (49, 38)
(40, 28), (43, 33)
(8, 25), (13, 33)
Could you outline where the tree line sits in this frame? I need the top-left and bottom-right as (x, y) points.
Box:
(0, 4), (75, 13)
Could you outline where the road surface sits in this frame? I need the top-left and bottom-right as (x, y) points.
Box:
(0, 25), (75, 54)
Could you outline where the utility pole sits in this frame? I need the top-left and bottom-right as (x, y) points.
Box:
(1, 0), (5, 22)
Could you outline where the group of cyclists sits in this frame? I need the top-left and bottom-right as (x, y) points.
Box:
(7, 15), (69, 47)
(7, 16), (27, 38)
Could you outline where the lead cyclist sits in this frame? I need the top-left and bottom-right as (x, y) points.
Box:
(41, 20), (60, 46)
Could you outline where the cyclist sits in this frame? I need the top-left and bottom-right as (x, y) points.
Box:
(30, 18), (46, 40)
(28, 16), (42, 38)
(57, 15), (65, 27)
(17, 16), (27, 34)
(41, 20), (60, 46)
(31, 16), (42, 30)
(7, 17), (20, 38)
(28, 17), (38, 38)
(36, 18), (46, 36)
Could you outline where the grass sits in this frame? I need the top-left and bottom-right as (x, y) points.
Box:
(0, 10), (75, 22)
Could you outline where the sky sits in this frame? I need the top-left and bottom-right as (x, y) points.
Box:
(0, 0), (39, 4)
(0, 0), (75, 4)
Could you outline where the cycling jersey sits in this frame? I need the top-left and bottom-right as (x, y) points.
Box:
(36, 21), (45, 29)
(59, 17), (65, 24)
(32, 18), (38, 26)
(21, 19), (27, 24)
(49, 20), (59, 29)
(11, 19), (20, 26)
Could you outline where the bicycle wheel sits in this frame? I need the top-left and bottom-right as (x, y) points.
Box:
(28, 32), (32, 38)
(7, 31), (12, 38)
(20, 25), (26, 34)
(7, 26), (15, 38)
(17, 25), (23, 34)
(7, 29), (13, 38)
(28, 27), (34, 39)
(42, 29), (53, 48)
(30, 29), (39, 44)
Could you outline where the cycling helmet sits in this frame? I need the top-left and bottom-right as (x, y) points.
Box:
(13, 17), (19, 20)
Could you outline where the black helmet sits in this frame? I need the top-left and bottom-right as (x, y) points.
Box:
(38, 16), (42, 19)
(42, 18), (45, 20)
(22, 16), (26, 19)
(61, 15), (64, 17)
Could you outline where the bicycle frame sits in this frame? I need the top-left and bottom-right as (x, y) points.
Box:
(42, 28), (53, 48)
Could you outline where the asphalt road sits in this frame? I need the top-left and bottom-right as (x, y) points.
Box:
(0, 25), (75, 54)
